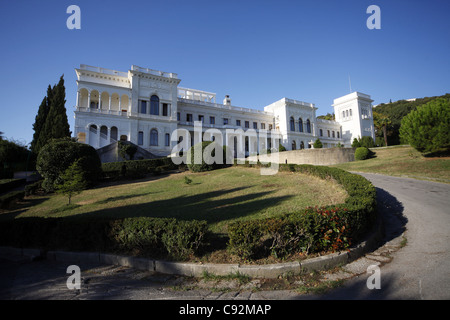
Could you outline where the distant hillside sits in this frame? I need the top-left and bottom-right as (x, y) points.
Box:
(374, 93), (450, 145)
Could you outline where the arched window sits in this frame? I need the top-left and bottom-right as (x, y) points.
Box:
(300, 141), (305, 149)
(292, 140), (297, 150)
(150, 95), (159, 115)
(306, 119), (311, 133)
(150, 129), (158, 146)
(299, 118), (303, 132)
(290, 117), (295, 131)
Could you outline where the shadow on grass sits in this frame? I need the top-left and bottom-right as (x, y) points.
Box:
(0, 196), (50, 221)
(77, 186), (292, 226)
(95, 191), (156, 205)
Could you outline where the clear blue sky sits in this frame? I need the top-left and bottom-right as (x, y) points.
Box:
(1, 0), (449, 145)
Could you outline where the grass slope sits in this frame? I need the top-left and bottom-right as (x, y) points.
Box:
(5, 167), (348, 233)
(333, 145), (450, 183)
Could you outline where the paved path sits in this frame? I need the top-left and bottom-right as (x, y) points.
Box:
(0, 173), (449, 300)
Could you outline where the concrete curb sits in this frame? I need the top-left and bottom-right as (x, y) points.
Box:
(0, 214), (384, 279)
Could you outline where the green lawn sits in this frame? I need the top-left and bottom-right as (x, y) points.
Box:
(332, 145), (450, 183)
(5, 167), (348, 233)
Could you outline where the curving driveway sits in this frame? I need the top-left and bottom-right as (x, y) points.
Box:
(316, 173), (450, 299)
(1, 173), (449, 300)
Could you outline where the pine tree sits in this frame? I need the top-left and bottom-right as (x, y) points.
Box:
(56, 159), (87, 205)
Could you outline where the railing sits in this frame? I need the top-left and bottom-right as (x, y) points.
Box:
(75, 107), (129, 116)
(131, 65), (178, 79)
(178, 98), (273, 116)
(79, 64), (128, 77)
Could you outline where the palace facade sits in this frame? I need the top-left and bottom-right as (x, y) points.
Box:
(73, 64), (375, 157)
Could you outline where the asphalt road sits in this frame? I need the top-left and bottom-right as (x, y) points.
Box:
(319, 173), (450, 299)
(0, 173), (449, 300)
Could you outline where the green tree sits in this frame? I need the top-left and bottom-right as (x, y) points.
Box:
(118, 142), (138, 160)
(31, 96), (49, 154)
(37, 138), (102, 192)
(56, 159), (88, 205)
(313, 139), (323, 148)
(351, 138), (361, 148)
(399, 98), (450, 153)
(373, 111), (392, 147)
(39, 76), (71, 151)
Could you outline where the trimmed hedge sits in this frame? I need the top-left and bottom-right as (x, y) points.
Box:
(227, 164), (377, 260)
(101, 157), (179, 179)
(0, 190), (25, 209)
(0, 178), (26, 194)
(355, 147), (370, 160)
(0, 216), (208, 261)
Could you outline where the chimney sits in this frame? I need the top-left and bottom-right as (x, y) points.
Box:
(223, 95), (231, 106)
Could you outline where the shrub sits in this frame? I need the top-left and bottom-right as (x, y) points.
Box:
(355, 147), (370, 160)
(0, 190), (25, 209)
(399, 98), (450, 153)
(0, 216), (208, 261)
(351, 138), (361, 148)
(101, 157), (178, 180)
(187, 141), (226, 172)
(313, 139), (323, 149)
(359, 136), (375, 148)
(36, 138), (102, 192)
(226, 164), (377, 260)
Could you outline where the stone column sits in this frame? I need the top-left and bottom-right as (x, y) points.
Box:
(87, 92), (91, 110)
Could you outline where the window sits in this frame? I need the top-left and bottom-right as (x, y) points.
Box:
(198, 115), (204, 123)
(223, 118), (229, 125)
(342, 111), (345, 118)
(253, 122), (258, 129)
(261, 123), (265, 129)
(162, 103), (168, 116)
(236, 119), (241, 126)
(269, 124), (273, 130)
(210, 116), (215, 125)
(150, 95), (159, 115)
(327, 130), (330, 137)
(300, 141), (305, 149)
(290, 117), (295, 131)
(319, 129), (323, 137)
(332, 131), (335, 138)
(245, 121), (249, 128)
(299, 118), (303, 132)
(177, 112), (180, 121)
(292, 141), (296, 150)
(349, 109), (352, 117)
(337, 132), (340, 138)
(165, 133), (170, 146)
(186, 113), (193, 122)
(139, 100), (147, 114)
(150, 129), (158, 146)
(138, 131), (144, 145)
(306, 119), (311, 133)
(346, 110), (349, 118)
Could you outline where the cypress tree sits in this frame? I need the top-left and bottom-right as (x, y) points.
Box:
(39, 75), (71, 149)
(31, 96), (49, 154)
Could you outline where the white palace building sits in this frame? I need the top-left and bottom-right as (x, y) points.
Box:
(73, 64), (375, 157)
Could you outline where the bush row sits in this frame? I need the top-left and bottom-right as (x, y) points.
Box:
(0, 216), (208, 261)
(101, 157), (179, 179)
(0, 178), (26, 194)
(227, 164), (377, 260)
(0, 190), (25, 209)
